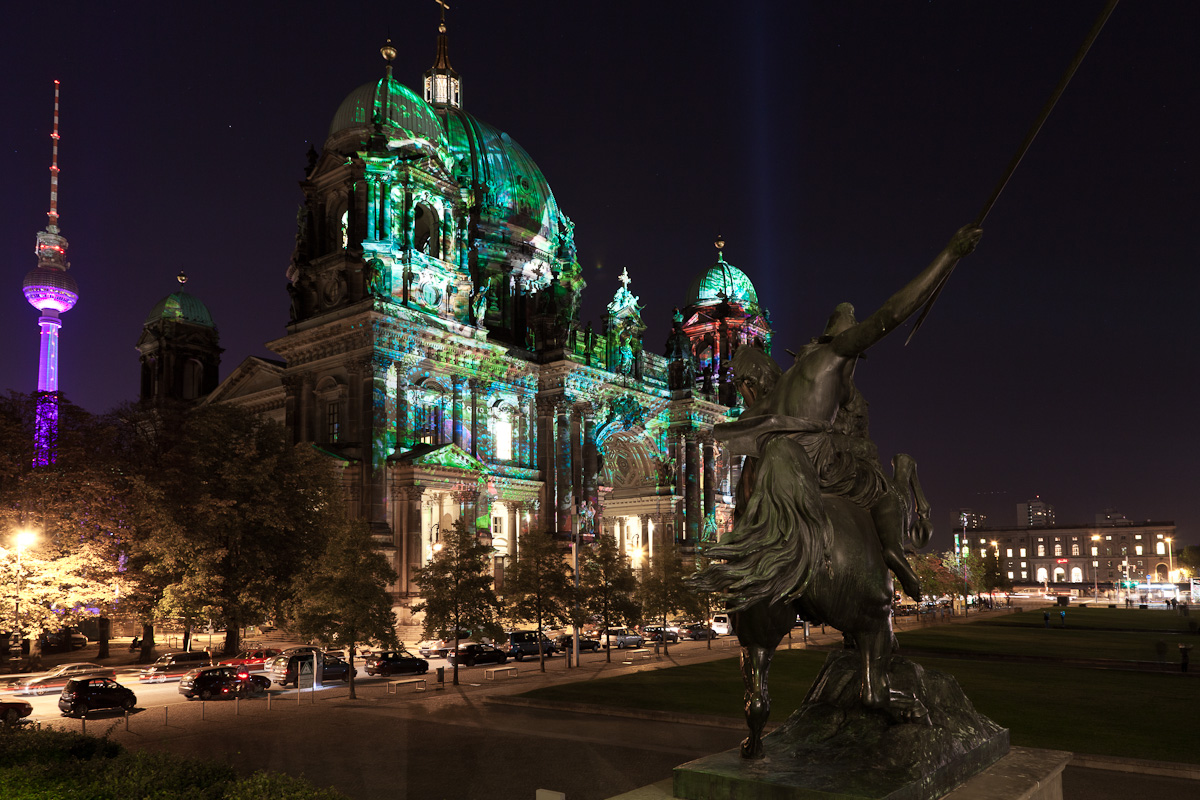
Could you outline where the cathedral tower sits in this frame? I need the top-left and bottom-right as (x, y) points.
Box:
(22, 81), (79, 465)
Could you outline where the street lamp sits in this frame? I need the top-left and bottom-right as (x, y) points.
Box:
(1091, 535), (1101, 599)
(1167, 537), (1175, 586)
(13, 530), (37, 651)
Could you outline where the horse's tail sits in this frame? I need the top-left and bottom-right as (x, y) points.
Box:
(691, 436), (833, 612)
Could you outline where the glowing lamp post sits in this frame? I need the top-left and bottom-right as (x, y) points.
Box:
(1167, 537), (1175, 587)
(12, 530), (37, 648)
(1091, 535), (1101, 599)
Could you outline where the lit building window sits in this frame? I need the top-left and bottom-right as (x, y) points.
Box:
(1020, 548), (1027, 557)
(340, 210), (349, 249)
(494, 414), (512, 461)
(1006, 548), (1013, 558)
(1020, 571), (1028, 579)
(1070, 544), (1079, 556)
(1091, 546), (1098, 556)
(1007, 571), (1014, 579)
(1156, 542), (1166, 555)
(327, 402), (340, 443)
(1135, 546), (1143, 556)
(1037, 545), (1046, 557)
(1053, 544), (1062, 556)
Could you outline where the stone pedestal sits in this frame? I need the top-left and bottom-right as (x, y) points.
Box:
(608, 747), (1069, 800)
(673, 651), (1011, 800)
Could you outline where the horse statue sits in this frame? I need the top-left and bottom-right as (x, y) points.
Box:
(691, 224), (982, 760)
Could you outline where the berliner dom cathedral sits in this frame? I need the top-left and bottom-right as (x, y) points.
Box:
(158, 15), (772, 623)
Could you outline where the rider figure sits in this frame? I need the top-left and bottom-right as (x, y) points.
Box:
(722, 224), (982, 600)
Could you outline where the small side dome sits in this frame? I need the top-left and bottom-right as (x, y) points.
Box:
(685, 257), (759, 311)
(144, 291), (216, 328)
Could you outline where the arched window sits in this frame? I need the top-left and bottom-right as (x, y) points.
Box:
(413, 204), (441, 257)
(1071, 543), (1080, 556)
(1036, 567), (1048, 583)
(340, 210), (349, 250)
(1037, 544), (1046, 557)
(1156, 541), (1166, 555)
(1070, 567), (1083, 582)
(1053, 543), (1063, 557)
(1053, 568), (1066, 583)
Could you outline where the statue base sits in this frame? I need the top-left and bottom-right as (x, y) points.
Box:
(673, 651), (1011, 800)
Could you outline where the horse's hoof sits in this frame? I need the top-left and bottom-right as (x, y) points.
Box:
(740, 737), (765, 760)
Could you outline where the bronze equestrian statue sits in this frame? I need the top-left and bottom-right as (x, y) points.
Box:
(692, 224), (983, 759)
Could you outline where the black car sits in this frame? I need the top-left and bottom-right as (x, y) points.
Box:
(179, 666), (270, 700)
(363, 649), (429, 677)
(553, 634), (601, 652)
(447, 643), (508, 667)
(683, 623), (717, 640)
(268, 653), (352, 687)
(58, 677), (136, 717)
(643, 626), (680, 643)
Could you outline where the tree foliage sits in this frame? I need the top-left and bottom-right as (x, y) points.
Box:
(501, 529), (574, 671)
(411, 519), (500, 685)
(639, 545), (692, 654)
(577, 532), (639, 661)
(288, 519), (398, 698)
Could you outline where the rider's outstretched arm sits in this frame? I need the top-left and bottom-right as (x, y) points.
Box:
(832, 225), (982, 357)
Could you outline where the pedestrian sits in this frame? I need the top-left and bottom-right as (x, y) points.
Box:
(1043, 610), (1050, 628)
(1181, 644), (1192, 673)
(1059, 609), (1066, 627)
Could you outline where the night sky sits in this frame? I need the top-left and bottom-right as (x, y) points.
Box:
(3, 2), (1197, 550)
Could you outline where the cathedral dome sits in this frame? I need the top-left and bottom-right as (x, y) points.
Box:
(440, 106), (567, 252)
(685, 257), (759, 311)
(144, 291), (216, 329)
(328, 76), (450, 156)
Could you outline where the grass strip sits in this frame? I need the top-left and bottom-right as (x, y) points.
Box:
(520, 646), (1199, 764)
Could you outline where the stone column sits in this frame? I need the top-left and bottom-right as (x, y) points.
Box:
(556, 399), (572, 533)
(452, 377), (462, 447)
(536, 395), (556, 526)
(685, 434), (700, 542)
(469, 379), (480, 458)
(702, 434), (716, 525)
(570, 405), (583, 509)
(358, 355), (392, 529)
(399, 486), (424, 595)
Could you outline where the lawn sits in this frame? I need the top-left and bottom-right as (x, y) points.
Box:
(520, 617), (1200, 764)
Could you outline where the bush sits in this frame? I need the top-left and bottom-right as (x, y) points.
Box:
(0, 727), (349, 799)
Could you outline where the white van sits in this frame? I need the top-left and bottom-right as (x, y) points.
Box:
(709, 615), (732, 636)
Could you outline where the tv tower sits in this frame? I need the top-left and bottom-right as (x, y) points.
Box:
(22, 81), (79, 466)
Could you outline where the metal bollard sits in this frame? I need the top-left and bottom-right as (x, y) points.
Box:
(201, 701), (205, 720)
(235, 696), (240, 716)
(124, 710), (130, 731)
(81, 717), (86, 735)
(164, 706), (168, 726)
(267, 691), (272, 711)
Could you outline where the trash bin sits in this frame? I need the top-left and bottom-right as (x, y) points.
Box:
(436, 666), (445, 684)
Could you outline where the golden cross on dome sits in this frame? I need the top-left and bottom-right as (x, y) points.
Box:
(619, 267), (631, 289)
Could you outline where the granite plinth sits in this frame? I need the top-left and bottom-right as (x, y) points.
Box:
(674, 651), (1009, 800)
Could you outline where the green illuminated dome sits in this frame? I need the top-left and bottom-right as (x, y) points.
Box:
(685, 257), (760, 310)
(440, 106), (566, 250)
(144, 292), (216, 328)
(328, 76), (450, 156)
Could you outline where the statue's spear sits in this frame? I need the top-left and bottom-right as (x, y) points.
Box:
(906, 0), (1120, 346)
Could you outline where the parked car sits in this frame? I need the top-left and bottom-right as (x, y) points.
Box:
(552, 634), (601, 653)
(597, 628), (643, 649)
(683, 623), (717, 640)
(268, 653), (352, 687)
(447, 643), (509, 667)
(709, 615), (732, 636)
(14, 663), (114, 696)
(1, 698), (33, 725)
(363, 649), (429, 677)
(40, 629), (88, 651)
(500, 630), (557, 661)
(417, 630), (477, 659)
(218, 648), (281, 669)
(57, 677), (136, 717)
(138, 650), (213, 683)
(179, 666), (269, 700)
(643, 626), (680, 643)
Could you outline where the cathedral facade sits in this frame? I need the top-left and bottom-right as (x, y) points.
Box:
(153, 22), (772, 625)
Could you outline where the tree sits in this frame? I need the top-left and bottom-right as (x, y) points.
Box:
(411, 519), (501, 686)
(0, 393), (135, 665)
(639, 545), (692, 655)
(502, 529), (574, 672)
(578, 532), (639, 663)
(288, 519), (398, 699)
(134, 404), (345, 656)
(908, 551), (961, 600)
(685, 545), (725, 651)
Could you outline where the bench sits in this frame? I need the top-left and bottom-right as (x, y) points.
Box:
(624, 648), (653, 660)
(386, 678), (426, 693)
(484, 666), (518, 680)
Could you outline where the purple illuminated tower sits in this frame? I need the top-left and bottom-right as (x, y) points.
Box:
(22, 81), (78, 466)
